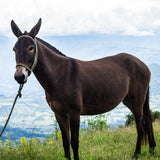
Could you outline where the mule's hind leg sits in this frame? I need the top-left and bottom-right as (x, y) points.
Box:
(55, 113), (71, 160)
(133, 108), (144, 158)
(123, 97), (144, 158)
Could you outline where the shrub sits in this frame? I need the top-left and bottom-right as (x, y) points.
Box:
(125, 113), (135, 126)
(151, 111), (160, 121)
(125, 110), (160, 126)
(87, 114), (108, 130)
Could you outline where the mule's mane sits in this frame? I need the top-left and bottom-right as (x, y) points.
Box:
(36, 37), (66, 57)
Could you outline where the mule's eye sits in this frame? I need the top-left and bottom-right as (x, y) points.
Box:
(13, 47), (16, 52)
(28, 45), (34, 52)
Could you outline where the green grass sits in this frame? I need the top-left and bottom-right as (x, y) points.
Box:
(1, 121), (160, 160)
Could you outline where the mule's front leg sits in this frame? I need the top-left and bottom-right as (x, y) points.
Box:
(55, 113), (71, 160)
(70, 111), (80, 160)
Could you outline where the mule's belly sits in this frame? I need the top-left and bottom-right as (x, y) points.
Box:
(81, 103), (119, 115)
(81, 79), (129, 115)
(81, 89), (127, 115)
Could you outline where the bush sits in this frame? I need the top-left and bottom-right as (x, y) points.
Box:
(125, 113), (135, 126)
(87, 114), (108, 130)
(151, 111), (160, 121)
(125, 110), (160, 126)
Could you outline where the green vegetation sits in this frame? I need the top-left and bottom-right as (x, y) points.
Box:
(125, 110), (160, 126)
(0, 114), (160, 160)
(86, 114), (108, 130)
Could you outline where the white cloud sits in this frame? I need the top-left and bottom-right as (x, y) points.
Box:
(1, 0), (160, 36)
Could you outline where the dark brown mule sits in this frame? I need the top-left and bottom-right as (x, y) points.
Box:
(11, 19), (156, 160)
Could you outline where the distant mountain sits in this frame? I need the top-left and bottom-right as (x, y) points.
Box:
(0, 34), (160, 139)
(149, 64), (160, 109)
(0, 125), (46, 141)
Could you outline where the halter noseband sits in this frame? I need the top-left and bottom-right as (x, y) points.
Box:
(16, 35), (38, 73)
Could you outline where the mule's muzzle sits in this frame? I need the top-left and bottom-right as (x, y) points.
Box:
(14, 67), (28, 84)
(14, 74), (26, 84)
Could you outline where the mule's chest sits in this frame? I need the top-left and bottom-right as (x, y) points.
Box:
(45, 93), (70, 116)
(47, 99), (65, 114)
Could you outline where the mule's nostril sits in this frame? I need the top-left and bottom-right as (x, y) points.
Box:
(15, 74), (26, 84)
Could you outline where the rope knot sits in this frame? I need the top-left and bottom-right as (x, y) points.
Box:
(18, 91), (22, 98)
(18, 84), (23, 98)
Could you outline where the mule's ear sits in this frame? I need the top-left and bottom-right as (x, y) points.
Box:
(29, 18), (42, 38)
(11, 20), (22, 38)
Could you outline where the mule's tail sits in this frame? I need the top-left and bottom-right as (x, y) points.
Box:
(142, 87), (156, 149)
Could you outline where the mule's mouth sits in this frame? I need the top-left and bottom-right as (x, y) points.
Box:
(14, 67), (29, 84)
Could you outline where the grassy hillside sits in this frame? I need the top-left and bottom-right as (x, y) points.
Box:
(0, 121), (160, 160)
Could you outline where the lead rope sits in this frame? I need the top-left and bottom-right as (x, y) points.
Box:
(0, 35), (37, 137)
(0, 84), (24, 137)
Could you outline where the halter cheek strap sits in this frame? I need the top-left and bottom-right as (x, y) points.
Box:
(16, 35), (38, 73)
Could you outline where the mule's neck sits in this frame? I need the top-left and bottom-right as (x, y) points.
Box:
(33, 39), (69, 94)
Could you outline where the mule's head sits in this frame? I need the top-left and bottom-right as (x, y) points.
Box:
(11, 19), (41, 84)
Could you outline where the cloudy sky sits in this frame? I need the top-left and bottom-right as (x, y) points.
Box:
(1, 0), (160, 36)
(0, 0), (160, 130)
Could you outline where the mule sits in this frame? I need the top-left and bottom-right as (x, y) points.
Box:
(11, 19), (156, 160)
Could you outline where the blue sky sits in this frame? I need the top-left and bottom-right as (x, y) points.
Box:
(1, 0), (160, 37)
